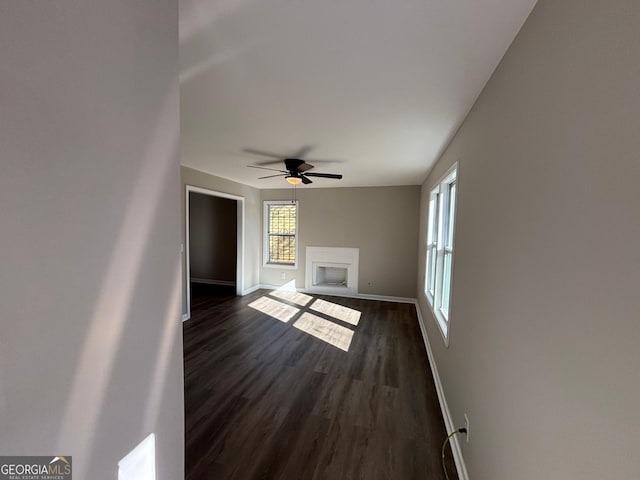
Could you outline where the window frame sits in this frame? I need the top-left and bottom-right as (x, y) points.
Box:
(424, 164), (458, 344)
(426, 188), (440, 300)
(263, 200), (299, 269)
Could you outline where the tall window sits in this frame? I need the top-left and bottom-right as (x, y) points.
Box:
(425, 165), (457, 340)
(264, 201), (298, 267)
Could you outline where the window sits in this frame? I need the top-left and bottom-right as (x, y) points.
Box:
(425, 165), (457, 340)
(264, 201), (298, 267)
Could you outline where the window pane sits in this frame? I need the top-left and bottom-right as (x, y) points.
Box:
(426, 246), (437, 296)
(425, 190), (440, 298)
(427, 193), (438, 244)
(447, 182), (456, 248)
(269, 235), (296, 264)
(441, 252), (452, 317)
(267, 203), (297, 265)
(437, 190), (445, 248)
(269, 205), (296, 234)
(430, 247), (438, 294)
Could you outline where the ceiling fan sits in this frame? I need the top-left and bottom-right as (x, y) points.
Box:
(246, 148), (343, 185)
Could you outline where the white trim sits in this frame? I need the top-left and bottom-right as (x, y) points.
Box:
(424, 162), (458, 346)
(257, 284), (415, 304)
(414, 300), (469, 480)
(423, 291), (450, 346)
(241, 284), (262, 296)
(185, 185), (245, 320)
(263, 263), (298, 269)
(263, 200), (299, 269)
(350, 292), (415, 304)
(191, 278), (236, 287)
(431, 162), (458, 191)
(182, 313), (190, 322)
(305, 246), (359, 295)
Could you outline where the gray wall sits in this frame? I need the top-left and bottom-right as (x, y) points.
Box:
(0, 2), (183, 480)
(417, 1), (640, 478)
(189, 193), (237, 283)
(262, 186), (420, 298)
(181, 166), (262, 314)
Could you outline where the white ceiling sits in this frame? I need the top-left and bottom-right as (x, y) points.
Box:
(180, 0), (537, 188)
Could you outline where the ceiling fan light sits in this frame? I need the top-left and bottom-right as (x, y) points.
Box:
(286, 175), (302, 185)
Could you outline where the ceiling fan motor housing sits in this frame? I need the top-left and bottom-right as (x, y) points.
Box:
(284, 158), (310, 172)
(249, 155), (342, 184)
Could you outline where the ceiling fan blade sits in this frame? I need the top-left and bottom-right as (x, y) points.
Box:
(292, 145), (313, 158)
(243, 148), (284, 159)
(299, 158), (345, 165)
(248, 165), (287, 173)
(297, 162), (314, 173)
(303, 172), (343, 179)
(301, 175), (313, 184)
(258, 174), (287, 179)
(253, 159), (286, 167)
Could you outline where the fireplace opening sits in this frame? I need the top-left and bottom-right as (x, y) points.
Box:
(314, 265), (348, 287)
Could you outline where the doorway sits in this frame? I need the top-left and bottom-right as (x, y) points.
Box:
(184, 185), (244, 320)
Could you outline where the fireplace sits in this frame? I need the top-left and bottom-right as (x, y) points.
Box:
(305, 247), (359, 295)
(314, 265), (348, 286)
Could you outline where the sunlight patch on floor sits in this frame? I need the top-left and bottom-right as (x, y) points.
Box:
(293, 312), (354, 352)
(270, 288), (313, 307)
(249, 296), (300, 323)
(310, 298), (362, 326)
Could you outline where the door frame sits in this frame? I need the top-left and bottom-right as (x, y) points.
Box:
(184, 185), (244, 320)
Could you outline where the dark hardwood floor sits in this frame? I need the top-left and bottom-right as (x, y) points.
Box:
(184, 284), (458, 480)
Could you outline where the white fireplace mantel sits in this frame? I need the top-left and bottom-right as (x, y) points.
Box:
(305, 247), (359, 295)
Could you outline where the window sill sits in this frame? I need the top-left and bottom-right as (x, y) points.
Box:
(263, 263), (297, 270)
(424, 291), (450, 347)
(434, 313), (449, 347)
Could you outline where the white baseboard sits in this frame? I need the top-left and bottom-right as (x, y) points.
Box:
(348, 292), (415, 304)
(413, 301), (469, 480)
(191, 277), (236, 287)
(258, 283), (295, 292)
(241, 284), (261, 296)
(182, 313), (190, 322)
(257, 284), (415, 304)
